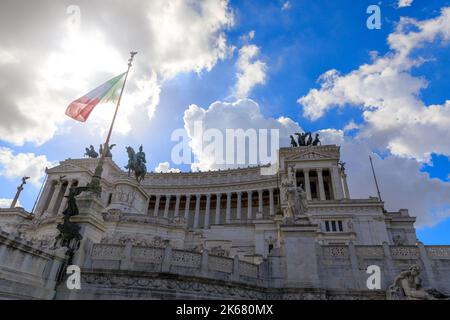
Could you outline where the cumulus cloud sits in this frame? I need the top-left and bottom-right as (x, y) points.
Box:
(0, 199), (20, 208)
(183, 99), (300, 171)
(0, 147), (53, 187)
(398, 0), (413, 8)
(298, 7), (450, 162)
(234, 44), (267, 99)
(155, 162), (181, 173)
(340, 140), (450, 227)
(0, 0), (235, 146)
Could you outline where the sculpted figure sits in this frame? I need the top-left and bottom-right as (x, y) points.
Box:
(312, 133), (321, 146)
(282, 181), (308, 220)
(387, 265), (449, 300)
(84, 145), (99, 158)
(99, 143), (116, 158)
(125, 145), (147, 183)
(290, 135), (298, 147)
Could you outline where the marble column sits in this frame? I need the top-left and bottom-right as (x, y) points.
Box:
(204, 194), (211, 228)
(184, 195), (191, 223)
(247, 191), (253, 221)
(194, 194), (201, 228)
(153, 195), (161, 217)
(331, 166), (344, 200)
(269, 188), (275, 216)
(48, 182), (62, 215)
(34, 180), (54, 215)
(174, 195), (181, 217)
(215, 193), (221, 224)
(226, 193), (231, 223)
(303, 169), (312, 201)
(163, 195), (171, 218)
(236, 192), (242, 221)
(258, 190), (263, 217)
(342, 173), (350, 199)
(317, 169), (326, 201)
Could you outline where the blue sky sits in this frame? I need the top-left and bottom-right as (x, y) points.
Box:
(0, 0), (449, 244)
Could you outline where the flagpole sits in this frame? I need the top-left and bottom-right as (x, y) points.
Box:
(87, 51), (137, 194)
(369, 155), (382, 202)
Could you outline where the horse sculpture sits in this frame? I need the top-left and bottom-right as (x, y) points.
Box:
(125, 145), (147, 183)
(84, 145), (99, 158)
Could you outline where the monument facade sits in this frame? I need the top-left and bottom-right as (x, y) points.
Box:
(1, 145), (449, 299)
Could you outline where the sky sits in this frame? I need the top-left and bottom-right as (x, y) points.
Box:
(0, 0), (449, 244)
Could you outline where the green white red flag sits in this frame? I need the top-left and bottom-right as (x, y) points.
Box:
(65, 73), (126, 122)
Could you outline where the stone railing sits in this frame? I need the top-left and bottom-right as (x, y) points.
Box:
(426, 246), (450, 259)
(0, 229), (67, 299)
(88, 243), (265, 286)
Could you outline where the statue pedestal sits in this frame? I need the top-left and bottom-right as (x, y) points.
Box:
(280, 217), (321, 288)
(70, 192), (106, 267)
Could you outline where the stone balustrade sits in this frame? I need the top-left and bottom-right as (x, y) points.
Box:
(87, 243), (266, 286)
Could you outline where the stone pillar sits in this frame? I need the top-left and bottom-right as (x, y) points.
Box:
(163, 195), (171, 218)
(303, 169), (312, 201)
(153, 195), (161, 217)
(418, 242), (437, 288)
(47, 182), (62, 215)
(34, 181), (50, 215)
(215, 193), (221, 224)
(331, 166), (344, 200)
(280, 221), (321, 288)
(226, 193), (231, 223)
(174, 195), (181, 217)
(204, 194), (211, 228)
(269, 188), (275, 216)
(348, 241), (362, 289)
(236, 192), (242, 221)
(184, 195), (191, 225)
(342, 173), (350, 199)
(247, 191), (253, 221)
(194, 194), (201, 229)
(258, 189), (263, 218)
(317, 169), (326, 201)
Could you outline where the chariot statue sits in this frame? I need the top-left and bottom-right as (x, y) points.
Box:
(84, 145), (99, 158)
(125, 145), (147, 183)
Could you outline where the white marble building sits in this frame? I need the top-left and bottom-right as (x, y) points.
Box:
(0, 145), (449, 299)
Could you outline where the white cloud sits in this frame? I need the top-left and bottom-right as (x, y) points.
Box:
(0, 0), (235, 146)
(340, 139), (450, 227)
(0, 147), (52, 187)
(398, 0), (413, 8)
(155, 162), (181, 173)
(298, 7), (450, 162)
(0, 199), (20, 208)
(234, 45), (267, 98)
(183, 99), (301, 171)
(282, 1), (292, 11)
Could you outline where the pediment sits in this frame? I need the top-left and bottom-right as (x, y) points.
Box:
(285, 150), (337, 161)
(47, 163), (84, 173)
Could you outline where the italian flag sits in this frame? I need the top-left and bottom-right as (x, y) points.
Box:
(65, 73), (126, 122)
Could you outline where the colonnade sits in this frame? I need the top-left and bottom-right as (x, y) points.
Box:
(147, 188), (279, 229)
